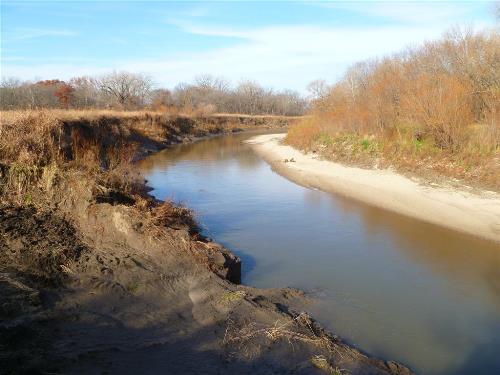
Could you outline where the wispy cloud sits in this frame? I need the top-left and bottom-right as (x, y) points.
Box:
(177, 4), (211, 18)
(0, 56), (26, 62)
(108, 37), (129, 46)
(2, 2), (495, 92)
(7, 27), (78, 41)
(166, 19), (248, 38)
(317, 2), (483, 25)
(2, 22), (455, 90)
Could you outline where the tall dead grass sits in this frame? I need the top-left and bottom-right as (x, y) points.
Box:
(0, 108), (299, 203)
(0, 108), (236, 168)
(0, 110), (152, 203)
(0, 108), (292, 225)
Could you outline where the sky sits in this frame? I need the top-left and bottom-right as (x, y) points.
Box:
(0, 1), (498, 92)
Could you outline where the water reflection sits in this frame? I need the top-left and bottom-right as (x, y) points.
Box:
(139, 132), (263, 173)
(329, 192), (500, 311)
(137, 131), (500, 375)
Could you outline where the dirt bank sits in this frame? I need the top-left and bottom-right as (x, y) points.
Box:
(247, 134), (500, 244)
(0, 112), (412, 374)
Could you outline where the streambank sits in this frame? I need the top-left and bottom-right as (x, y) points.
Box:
(0, 113), (412, 374)
(247, 134), (500, 243)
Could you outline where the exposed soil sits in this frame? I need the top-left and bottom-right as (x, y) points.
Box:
(0, 115), (413, 374)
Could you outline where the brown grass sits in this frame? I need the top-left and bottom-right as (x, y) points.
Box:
(223, 312), (348, 361)
(0, 108), (249, 167)
(150, 200), (199, 232)
(0, 110), (204, 204)
(0, 107), (297, 219)
(286, 121), (500, 191)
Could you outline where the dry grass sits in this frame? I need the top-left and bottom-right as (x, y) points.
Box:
(0, 110), (63, 166)
(310, 355), (346, 374)
(0, 114), (295, 244)
(0, 108), (304, 124)
(0, 109), (297, 147)
(0, 108), (255, 168)
(0, 108), (296, 207)
(213, 112), (308, 120)
(0, 110), (139, 203)
(286, 121), (500, 191)
(0, 109), (156, 122)
(150, 200), (199, 232)
(223, 312), (348, 361)
(0, 109), (196, 204)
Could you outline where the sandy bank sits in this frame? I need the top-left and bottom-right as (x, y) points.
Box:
(247, 134), (500, 243)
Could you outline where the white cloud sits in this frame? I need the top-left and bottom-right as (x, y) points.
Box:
(317, 1), (485, 25)
(176, 4), (211, 18)
(115, 21), (481, 90)
(0, 56), (26, 62)
(2, 19), (495, 92)
(5, 27), (78, 41)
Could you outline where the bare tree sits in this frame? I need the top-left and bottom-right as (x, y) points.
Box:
(0, 78), (27, 109)
(1, 72), (307, 115)
(235, 80), (266, 114)
(307, 79), (329, 100)
(98, 71), (153, 108)
(150, 88), (174, 110)
(70, 76), (100, 108)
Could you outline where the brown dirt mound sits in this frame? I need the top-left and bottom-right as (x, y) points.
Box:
(0, 205), (87, 285)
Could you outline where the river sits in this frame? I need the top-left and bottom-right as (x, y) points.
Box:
(137, 131), (500, 375)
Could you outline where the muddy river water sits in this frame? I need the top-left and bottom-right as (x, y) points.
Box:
(138, 131), (500, 375)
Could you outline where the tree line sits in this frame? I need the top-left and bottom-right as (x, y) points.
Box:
(0, 72), (308, 116)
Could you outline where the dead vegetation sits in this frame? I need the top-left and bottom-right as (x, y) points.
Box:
(222, 309), (368, 373)
(223, 312), (343, 358)
(287, 28), (500, 191)
(0, 109), (294, 205)
(221, 310), (407, 374)
(150, 200), (199, 233)
(310, 355), (345, 374)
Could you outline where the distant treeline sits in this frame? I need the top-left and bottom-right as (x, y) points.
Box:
(0, 73), (308, 116)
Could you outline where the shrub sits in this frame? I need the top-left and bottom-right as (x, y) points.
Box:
(286, 28), (500, 189)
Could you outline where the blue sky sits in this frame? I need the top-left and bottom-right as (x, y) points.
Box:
(1, 1), (497, 92)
